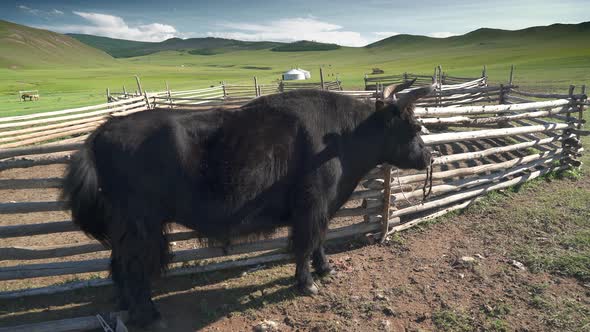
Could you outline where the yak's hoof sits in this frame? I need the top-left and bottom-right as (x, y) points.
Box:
(129, 304), (161, 327)
(316, 267), (336, 278)
(297, 282), (319, 296)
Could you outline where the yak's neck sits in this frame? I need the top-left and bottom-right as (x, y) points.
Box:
(337, 113), (385, 197)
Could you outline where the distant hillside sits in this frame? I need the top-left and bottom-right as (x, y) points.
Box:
(0, 20), (113, 69)
(68, 35), (284, 57)
(67, 34), (152, 58)
(367, 22), (590, 49)
(271, 40), (341, 52)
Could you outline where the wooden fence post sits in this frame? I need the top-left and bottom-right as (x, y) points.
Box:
(165, 81), (172, 108)
(509, 65), (515, 86)
(403, 72), (408, 83)
(364, 74), (369, 90)
(135, 76), (143, 96)
(123, 85), (127, 97)
(499, 84), (506, 105)
(380, 165), (393, 242)
(106, 88), (110, 103)
(432, 66), (438, 84)
(579, 85), (587, 130)
(254, 76), (259, 97)
(438, 65), (443, 85)
(222, 81), (227, 99)
(320, 67), (325, 90)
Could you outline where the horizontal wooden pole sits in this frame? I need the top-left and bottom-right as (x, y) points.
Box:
(420, 107), (576, 126)
(392, 155), (559, 201)
(0, 311), (127, 332)
(0, 221), (75, 238)
(0, 96), (144, 124)
(0, 201), (66, 215)
(0, 143), (81, 160)
(0, 101), (146, 130)
(416, 99), (572, 117)
(400, 150), (562, 185)
(0, 114), (106, 139)
(422, 122), (571, 145)
(386, 196), (481, 237)
(0, 153), (72, 171)
(390, 165), (564, 219)
(432, 135), (570, 165)
(0, 221), (381, 281)
(510, 89), (586, 99)
(0, 178), (62, 190)
(0, 124), (98, 149)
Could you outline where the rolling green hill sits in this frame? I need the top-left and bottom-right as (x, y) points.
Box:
(367, 22), (590, 49)
(0, 20), (114, 69)
(271, 41), (341, 52)
(68, 34), (284, 57)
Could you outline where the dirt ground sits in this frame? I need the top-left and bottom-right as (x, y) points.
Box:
(1, 162), (589, 331)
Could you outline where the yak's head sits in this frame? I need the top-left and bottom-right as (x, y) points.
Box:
(376, 79), (433, 170)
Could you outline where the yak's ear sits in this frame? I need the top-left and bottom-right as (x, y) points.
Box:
(375, 99), (386, 111)
(395, 83), (435, 112)
(382, 78), (417, 100)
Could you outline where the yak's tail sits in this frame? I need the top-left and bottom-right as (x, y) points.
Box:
(61, 142), (111, 247)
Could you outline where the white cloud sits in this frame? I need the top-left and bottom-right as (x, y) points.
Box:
(208, 17), (368, 47)
(429, 31), (457, 38)
(373, 31), (401, 38)
(17, 5), (63, 16)
(46, 11), (177, 42)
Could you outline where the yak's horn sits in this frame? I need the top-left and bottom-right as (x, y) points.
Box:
(382, 78), (417, 99)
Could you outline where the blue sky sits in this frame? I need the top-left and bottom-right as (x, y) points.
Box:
(2, 0), (589, 46)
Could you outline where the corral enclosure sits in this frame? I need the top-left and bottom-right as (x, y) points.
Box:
(0, 66), (588, 331)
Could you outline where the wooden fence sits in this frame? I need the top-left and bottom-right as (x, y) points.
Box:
(0, 71), (587, 331)
(365, 65), (487, 91)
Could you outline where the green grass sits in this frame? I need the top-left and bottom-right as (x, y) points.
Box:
(1, 21), (589, 117)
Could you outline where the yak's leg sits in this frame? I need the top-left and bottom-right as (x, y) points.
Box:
(312, 245), (334, 276)
(110, 209), (169, 327)
(291, 187), (329, 295)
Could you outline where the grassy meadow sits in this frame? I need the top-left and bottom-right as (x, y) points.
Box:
(1, 21), (589, 117)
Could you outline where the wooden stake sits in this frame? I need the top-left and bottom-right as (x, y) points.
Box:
(509, 65), (515, 86)
(253, 76), (259, 97)
(579, 85), (587, 130)
(320, 67), (325, 90)
(380, 165), (393, 242)
(135, 75), (143, 95)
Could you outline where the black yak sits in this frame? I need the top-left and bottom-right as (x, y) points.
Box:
(62, 80), (433, 326)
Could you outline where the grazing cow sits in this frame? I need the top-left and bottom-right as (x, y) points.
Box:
(62, 80), (433, 326)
